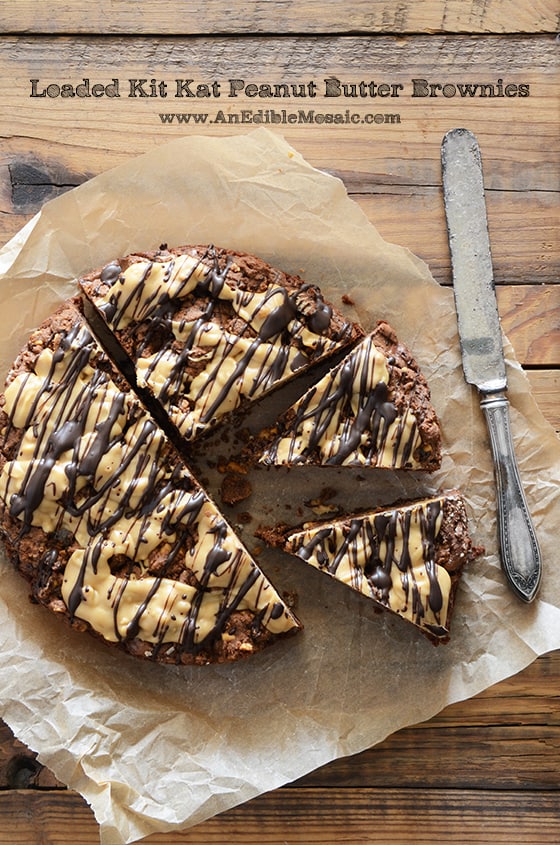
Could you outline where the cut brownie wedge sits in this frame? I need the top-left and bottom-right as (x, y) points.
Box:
(256, 322), (442, 469)
(79, 245), (364, 443)
(0, 300), (301, 664)
(283, 492), (482, 643)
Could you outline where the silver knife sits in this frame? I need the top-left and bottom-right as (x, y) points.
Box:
(441, 127), (542, 603)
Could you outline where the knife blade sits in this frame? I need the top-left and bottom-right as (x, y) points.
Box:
(441, 127), (542, 603)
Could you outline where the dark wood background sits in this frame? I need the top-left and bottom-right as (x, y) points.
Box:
(0, 2), (559, 842)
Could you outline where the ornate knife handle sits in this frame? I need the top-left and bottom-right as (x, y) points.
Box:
(480, 392), (542, 602)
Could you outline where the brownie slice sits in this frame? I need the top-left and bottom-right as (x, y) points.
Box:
(282, 492), (482, 644)
(79, 244), (364, 443)
(0, 300), (301, 664)
(254, 322), (442, 470)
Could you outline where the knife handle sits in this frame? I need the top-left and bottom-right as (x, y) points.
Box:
(480, 392), (542, 602)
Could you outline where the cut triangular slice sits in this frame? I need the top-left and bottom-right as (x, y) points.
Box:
(0, 300), (301, 664)
(283, 492), (482, 644)
(79, 245), (364, 443)
(257, 322), (442, 469)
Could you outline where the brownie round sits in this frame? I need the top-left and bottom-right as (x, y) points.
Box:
(0, 242), (477, 659)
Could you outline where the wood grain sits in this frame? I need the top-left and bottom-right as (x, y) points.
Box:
(498, 286), (560, 365)
(356, 191), (560, 286)
(0, 35), (556, 189)
(0, 35), (557, 286)
(1, 785), (560, 845)
(2, 159), (559, 290)
(527, 372), (560, 431)
(2, 650), (558, 790)
(0, 9), (559, 844)
(2, 0), (559, 35)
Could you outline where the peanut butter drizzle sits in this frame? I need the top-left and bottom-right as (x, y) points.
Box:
(0, 319), (299, 657)
(91, 249), (354, 440)
(285, 498), (451, 637)
(260, 334), (425, 467)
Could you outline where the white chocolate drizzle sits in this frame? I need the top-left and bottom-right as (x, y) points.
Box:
(260, 333), (426, 467)
(0, 318), (299, 659)
(87, 249), (356, 440)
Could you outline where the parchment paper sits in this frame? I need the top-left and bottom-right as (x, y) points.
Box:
(0, 129), (559, 845)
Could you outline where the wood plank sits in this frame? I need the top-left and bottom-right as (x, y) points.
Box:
(2, 161), (558, 290)
(527, 371), (560, 432)
(425, 649), (560, 729)
(295, 651), (560, 791)
(0, 35), (556, 190)
(1, 1), (559, 35)
(0, 723), (63, 789)
(355, 191), (559, 286)
(1, 786), (559, 844)
(443, 649), (560, 719)
(498, 287), (560, 366)
(1, 651), (558, 791)
(2, 178), (557, 291)
(298, 726), (560, 790)
(0, 36), (557, 286)
(301, 648), (560, 787)
(2, 720), (558, 793)
(0, 22), (558, 845)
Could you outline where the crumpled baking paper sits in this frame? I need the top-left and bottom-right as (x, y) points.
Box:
(0, 129), (559, 845)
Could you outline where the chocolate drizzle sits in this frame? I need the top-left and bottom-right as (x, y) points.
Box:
(0, 305), (300, 662)
(82, 246), (359, 441)
(260, 332), (426, 468)
(285, 498), (452, 638)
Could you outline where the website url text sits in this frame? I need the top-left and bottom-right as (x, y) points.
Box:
(159, 109), (401, 126)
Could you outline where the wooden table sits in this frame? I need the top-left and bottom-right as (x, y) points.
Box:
(0, 2), (559, 842)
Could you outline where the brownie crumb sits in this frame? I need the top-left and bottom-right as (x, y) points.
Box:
(221, 471), (253, 506)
